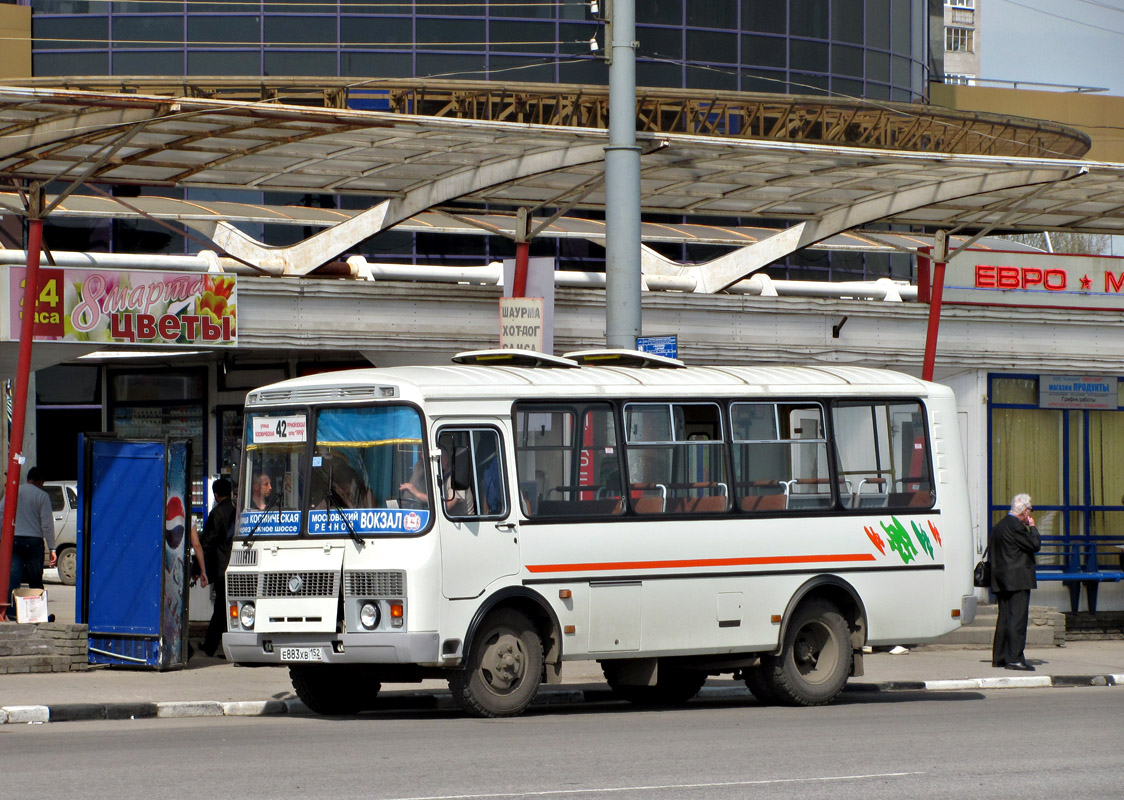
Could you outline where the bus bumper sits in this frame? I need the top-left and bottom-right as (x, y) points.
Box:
(223, 630), (441, 666)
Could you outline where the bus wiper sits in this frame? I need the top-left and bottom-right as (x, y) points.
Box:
(324, 487), (365, 549)
(242, 491), (284, 549)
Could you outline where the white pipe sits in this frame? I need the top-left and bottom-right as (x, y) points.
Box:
(0, 250), (915, 300)
(729, 274), (915, 301)
(0, 249), (253, 273)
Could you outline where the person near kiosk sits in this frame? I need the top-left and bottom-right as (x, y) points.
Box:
(990, 492), (1041, 671)
(199, 478), (237, 658)
(1, 466), (56, 607)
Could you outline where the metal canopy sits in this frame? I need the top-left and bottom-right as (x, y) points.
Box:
(0, 86), (1118, 231)
(0, 84), (1121, 288)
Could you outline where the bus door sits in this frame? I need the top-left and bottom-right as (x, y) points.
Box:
(437, 425), (519, 599)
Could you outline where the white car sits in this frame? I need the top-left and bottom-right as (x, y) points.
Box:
(43, 481), (78, 585)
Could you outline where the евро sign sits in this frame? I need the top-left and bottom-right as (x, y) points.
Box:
(1039, 375), (1118, 410)
(4, 266), (237, 346)
(918, 249), (1124, 311)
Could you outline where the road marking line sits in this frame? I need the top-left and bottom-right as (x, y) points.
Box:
(384, 771), (926, 800)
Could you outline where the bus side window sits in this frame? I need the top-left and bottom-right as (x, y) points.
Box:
(514, 403), (625, 518)
(831, 400), (934, 511)
(473, 429), (507, 517)
(624, 402), (729, 515)
(730, 402), (831, 512)
(437, 428), (509, 520)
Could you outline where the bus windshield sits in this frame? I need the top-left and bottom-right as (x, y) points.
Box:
(308, 405), (432, 536)
(239, 404), (433, 537)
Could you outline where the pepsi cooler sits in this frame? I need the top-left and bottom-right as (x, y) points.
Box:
(76, 435), (193, 670)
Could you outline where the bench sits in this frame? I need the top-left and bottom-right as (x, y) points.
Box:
(1035, 535), (1124, 612)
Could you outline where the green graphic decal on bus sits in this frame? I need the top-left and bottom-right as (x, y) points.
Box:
(882, 516), (919, 564)
(868, 517), (943, 564)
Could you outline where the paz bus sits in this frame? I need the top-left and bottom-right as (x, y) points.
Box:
(223, 350), (976, 717)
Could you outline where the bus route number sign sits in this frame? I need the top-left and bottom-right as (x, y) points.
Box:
(252, 415), (307, 444)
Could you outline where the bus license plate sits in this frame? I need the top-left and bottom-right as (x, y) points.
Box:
(280, 646), (324, 662)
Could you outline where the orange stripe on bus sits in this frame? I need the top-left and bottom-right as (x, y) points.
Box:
(525, 553), (878, 573)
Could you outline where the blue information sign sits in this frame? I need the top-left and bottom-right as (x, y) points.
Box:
(636, 335), (678, 359)
(308, 507), (429, 535)
(239, 510), (302, 537)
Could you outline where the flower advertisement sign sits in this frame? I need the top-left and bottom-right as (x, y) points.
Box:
(7, 266), (236, 346)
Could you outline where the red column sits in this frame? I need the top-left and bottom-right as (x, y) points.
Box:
(921, 259), (946, 382)
(511, 240), (530, 298)
(0, 218), (44, 618)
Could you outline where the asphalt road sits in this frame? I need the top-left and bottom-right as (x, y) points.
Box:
(4, 686), (1120, 800)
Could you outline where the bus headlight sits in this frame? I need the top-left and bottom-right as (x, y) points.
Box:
(359, 601), (380, 630)
(239, 602), (256, 630)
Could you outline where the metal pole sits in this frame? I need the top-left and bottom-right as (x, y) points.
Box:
(512, 208), (530, 298)
(921, 230), (948, 382)
(604, 0), (642, 349)
(0, 208), (44, 618)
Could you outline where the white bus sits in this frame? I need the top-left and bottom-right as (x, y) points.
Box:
(224, 350), (976, 717)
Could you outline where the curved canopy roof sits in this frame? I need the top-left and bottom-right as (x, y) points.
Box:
(0, 85), (1118, 233)
(0, 84), (1121, 289)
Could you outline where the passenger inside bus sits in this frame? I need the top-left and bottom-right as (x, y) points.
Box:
(311, 450), (373, 510)
(401, 444), (475, 515)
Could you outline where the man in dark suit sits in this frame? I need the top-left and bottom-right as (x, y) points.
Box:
(200, 478), (237, 658)
(989, 493), (1041, 671)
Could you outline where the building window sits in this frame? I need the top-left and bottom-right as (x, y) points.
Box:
(945, 0), (974, 8)
(944, 73), (974, 85)
(945, 26), (973, 52)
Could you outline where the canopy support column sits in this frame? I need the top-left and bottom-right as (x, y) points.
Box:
(0, 185), (44, 619)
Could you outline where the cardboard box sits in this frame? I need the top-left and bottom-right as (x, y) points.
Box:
(13, 588), (48, 623)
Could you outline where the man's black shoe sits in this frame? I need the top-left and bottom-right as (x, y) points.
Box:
(992, 661), (1006, 668)
(1005, 662), (1035, 671)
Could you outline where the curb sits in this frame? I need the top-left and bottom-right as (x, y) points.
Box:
(2, 674), (1119, 725)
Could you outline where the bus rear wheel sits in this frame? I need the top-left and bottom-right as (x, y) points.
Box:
(449, 609), (543, 718)
(603, 663), (707, 707)
(759, 599), (852, 707)
(290, 665), (382, 715)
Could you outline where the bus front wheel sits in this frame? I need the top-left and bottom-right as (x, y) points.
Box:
(450, 608), (543, 718)
(760, 599), (852, 706)
(290, 665), (382, 715)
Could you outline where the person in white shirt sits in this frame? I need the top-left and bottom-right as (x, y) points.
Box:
(1, 466), (56, 605)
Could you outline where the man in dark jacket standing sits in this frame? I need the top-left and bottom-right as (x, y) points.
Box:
(989, 493), (1041, 671)
(200, 478), (237, 657)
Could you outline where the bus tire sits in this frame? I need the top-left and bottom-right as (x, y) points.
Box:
(289, 665), (382, 715)
(761, 599), (851, 707)
(603, 663), (707, 707)
(742, 665), (779, 705)
(449, 608), (543, 718)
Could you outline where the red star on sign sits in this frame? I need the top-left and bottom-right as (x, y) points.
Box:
(1081, 274), (1093, 290)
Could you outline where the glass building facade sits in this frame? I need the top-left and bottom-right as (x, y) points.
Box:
(30, 0), (930, 102)
(26, 0), (933, 281)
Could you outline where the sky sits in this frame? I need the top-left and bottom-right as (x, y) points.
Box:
(982, 0), (1124, 96)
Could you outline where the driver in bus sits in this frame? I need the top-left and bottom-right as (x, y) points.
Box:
(251, 473), (272, 510)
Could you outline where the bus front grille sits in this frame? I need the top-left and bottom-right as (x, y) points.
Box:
(226, 572), (261, 598)
(345, 571), (406, 597)
(261, 571), (338, 598)
(229, 549), (258, 567)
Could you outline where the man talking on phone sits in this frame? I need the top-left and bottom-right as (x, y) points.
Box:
(989, 493), (1041, 671)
